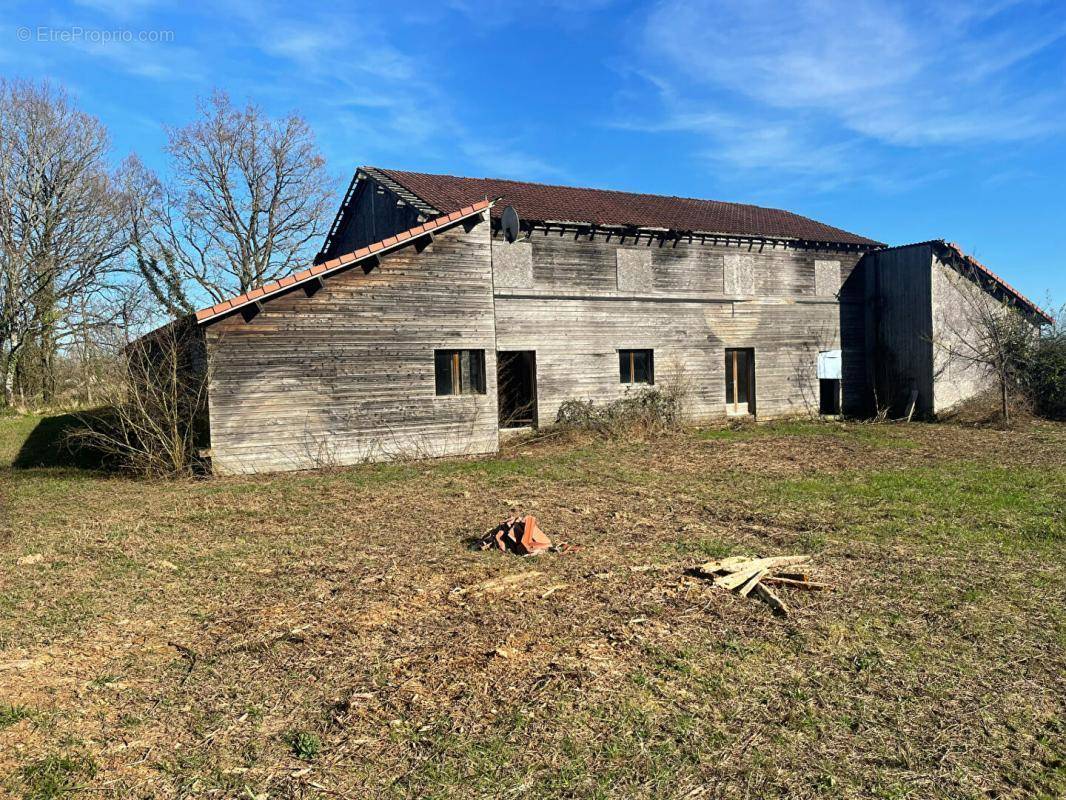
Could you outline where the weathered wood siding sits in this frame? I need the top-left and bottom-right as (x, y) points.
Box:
(492, 232), (863, 423)
(845, 244), (935, 417)
(204, 220), (498, 474)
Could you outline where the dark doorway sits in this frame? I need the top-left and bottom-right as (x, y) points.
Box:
(819, 379), (841, 415)
(725, 348), (756, 415)
(497, 351), (537, 428)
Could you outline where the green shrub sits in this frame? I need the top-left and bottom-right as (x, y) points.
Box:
(1026, 333), (1066, 420)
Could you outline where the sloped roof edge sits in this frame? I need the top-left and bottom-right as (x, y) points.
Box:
(882, 240), (1053, 325)
(193, 200), (493, 326)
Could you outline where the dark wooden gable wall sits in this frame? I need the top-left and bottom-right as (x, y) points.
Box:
(318, 176), (426, 263)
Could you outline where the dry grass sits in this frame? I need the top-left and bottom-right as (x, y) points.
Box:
(1, 416), (1064, 799)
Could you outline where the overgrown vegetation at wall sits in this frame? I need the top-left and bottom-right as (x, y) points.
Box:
(1024, 327), (1066, 420)
(72, 321), (208, 477)
(555, 385), (684, 436)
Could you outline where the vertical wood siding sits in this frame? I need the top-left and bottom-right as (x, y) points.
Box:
(846, 245), (935, 417)
(204, 221), (498, 474)
(320, 177), (425, 261)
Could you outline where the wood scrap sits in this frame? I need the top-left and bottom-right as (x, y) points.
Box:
(736, 568), (769, 597)
(761, 576), (828, 591)
(689, 553), (829, 616)
(750, 582), (790, 617)
(695, 554), (810, 578)
(713, 566), (764, 591)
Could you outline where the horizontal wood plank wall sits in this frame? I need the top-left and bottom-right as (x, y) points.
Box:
(492, 234), (863, 423)
(205, 221), (498, 474)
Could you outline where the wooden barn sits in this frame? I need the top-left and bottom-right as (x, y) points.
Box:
(163, 168), (1050, 474)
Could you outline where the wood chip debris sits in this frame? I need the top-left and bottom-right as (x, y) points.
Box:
(689, 554), (828, 616)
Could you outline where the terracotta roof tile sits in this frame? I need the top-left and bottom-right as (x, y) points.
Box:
(192, 203), (490, 324)
(374, 168), (881, 247)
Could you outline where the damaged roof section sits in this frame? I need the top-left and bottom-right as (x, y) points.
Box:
(885, 240), (1053, 325)
(193, 200), (493, 325)
(364, 167), (883, 248)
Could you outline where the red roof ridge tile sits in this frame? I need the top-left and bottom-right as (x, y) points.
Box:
(192, 201), (492, 325)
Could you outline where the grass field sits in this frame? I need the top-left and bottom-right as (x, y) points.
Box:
(1, 415), (1064, 799)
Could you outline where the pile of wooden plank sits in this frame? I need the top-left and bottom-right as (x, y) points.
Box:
(690, 554), (828, 617)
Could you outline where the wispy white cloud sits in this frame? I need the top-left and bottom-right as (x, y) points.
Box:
(441, 0), (617, 29)
(629, 0), (1066, 181)
(209, 1), (565, 181)
(70, 37), (205, 81)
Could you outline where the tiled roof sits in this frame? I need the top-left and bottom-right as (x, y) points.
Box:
(372, 167), (882, 247)
(194, 200), (492, 325)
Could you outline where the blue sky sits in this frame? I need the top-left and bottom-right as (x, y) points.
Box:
(3, 0), (1065, 308)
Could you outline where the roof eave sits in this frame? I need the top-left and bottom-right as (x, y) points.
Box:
(498, 216), (881, 249)
(194, 200), (494, 327)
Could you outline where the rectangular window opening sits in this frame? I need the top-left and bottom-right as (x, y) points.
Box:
(434, 349), (486, 396)
(619, 349), (654, 385)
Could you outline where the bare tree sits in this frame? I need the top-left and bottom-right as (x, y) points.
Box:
(930, 264), (1041, 426)
(73, 284), (210, 476)
(118, 155), (194, 318)
(0, 79), (126, 406)
(129, 91), (335, 309)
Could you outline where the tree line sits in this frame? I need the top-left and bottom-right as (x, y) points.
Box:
(0, 78), (335, 410)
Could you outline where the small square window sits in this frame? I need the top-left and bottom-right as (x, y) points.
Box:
(619, 349), (654, 384)
(434, 350), (486, 395)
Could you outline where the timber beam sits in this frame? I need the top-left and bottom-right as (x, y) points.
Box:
(360, 254), (381, 274)
(240, 300), (264, 322)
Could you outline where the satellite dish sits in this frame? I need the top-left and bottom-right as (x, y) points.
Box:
(501, 205), (521, 243)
